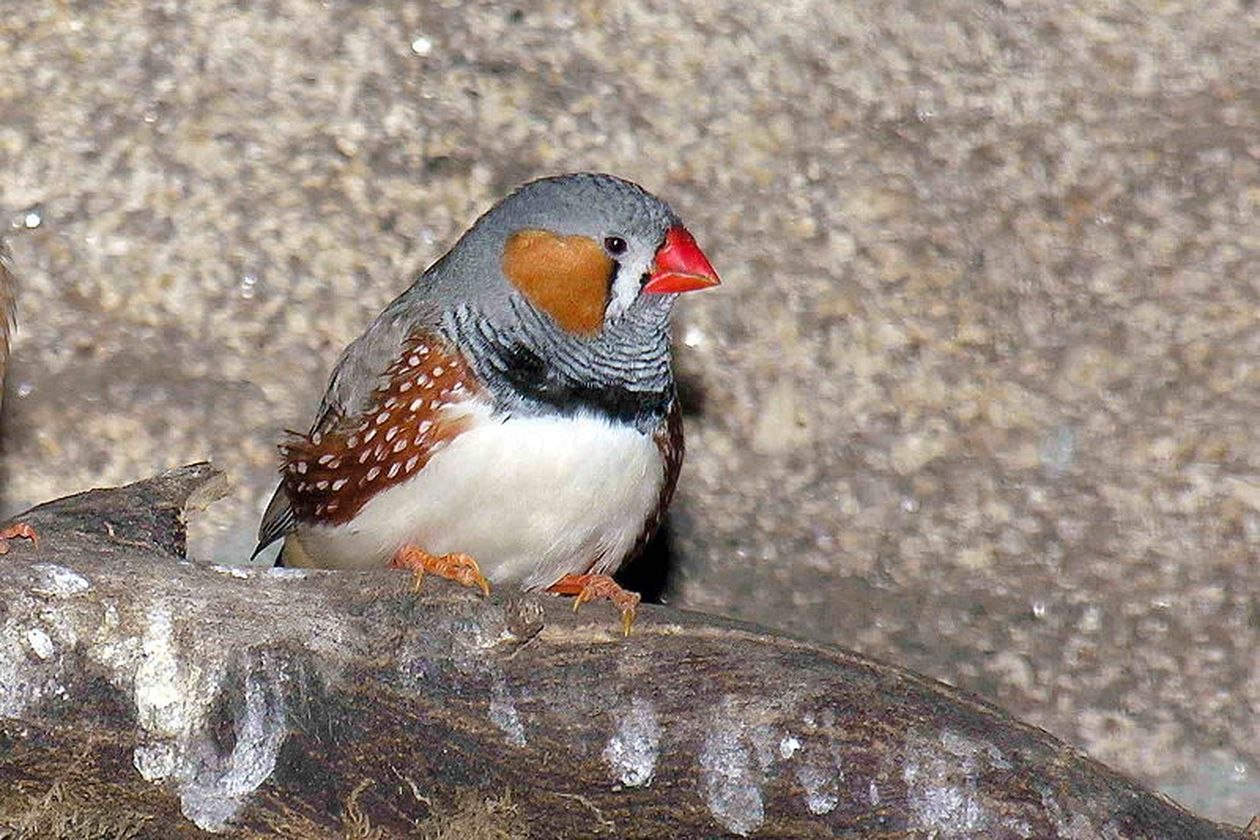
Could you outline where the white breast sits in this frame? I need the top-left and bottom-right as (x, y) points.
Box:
(292, 402), (665, 590)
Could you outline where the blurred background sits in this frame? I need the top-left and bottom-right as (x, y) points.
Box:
(2, 0), (1257, 825)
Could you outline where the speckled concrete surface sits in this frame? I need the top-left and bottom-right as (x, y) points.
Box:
(2, 0), (1258, 825)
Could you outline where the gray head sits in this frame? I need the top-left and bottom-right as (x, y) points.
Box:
(392, 173), (720, 429)
(423, 172), (719, 335)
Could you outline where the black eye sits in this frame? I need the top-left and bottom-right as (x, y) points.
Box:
(603, 236), (628, 256)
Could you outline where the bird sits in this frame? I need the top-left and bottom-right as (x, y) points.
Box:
(253, 173), (719, 632)
(0, 240), (38, 555)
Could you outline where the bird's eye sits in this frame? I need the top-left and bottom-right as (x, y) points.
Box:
(603, 236), (628, 256)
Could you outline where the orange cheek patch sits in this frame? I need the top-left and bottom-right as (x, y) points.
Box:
(502, 229), (613, 336)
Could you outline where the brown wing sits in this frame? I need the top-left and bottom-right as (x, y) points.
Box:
(280, 333), (483, 526)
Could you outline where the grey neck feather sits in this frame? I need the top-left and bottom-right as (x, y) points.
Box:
(442, 295), (676, 433)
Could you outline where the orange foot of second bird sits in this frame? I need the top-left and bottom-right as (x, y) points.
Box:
(389, 545), (491, 596)
(547, 573), (641, 636)
(0, 522), (37, 555)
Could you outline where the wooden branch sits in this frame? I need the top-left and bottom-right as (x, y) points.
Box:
(0, 465), (1242, 838)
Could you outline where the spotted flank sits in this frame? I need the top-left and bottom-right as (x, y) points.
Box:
(280, 334), (482, 525)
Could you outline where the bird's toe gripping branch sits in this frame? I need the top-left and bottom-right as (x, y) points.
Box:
(547, 573), (641, 636)
(0, 522), (37, 555)
(390, 545), (491, 597)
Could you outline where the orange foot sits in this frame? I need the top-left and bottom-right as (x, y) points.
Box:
(389, 545), (490, 597)
(547, 573), (641, 637)
(0, 522), (37, 555)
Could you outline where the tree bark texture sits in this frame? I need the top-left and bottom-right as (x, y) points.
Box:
(0, 465), (1242, 839)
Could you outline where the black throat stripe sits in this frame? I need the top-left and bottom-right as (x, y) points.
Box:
(492, 342), (671, 427)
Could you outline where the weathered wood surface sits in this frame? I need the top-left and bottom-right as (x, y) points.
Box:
(0, 465), (1241, 838)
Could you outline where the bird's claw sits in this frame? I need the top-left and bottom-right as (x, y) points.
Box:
(390, 546), (491, 597)
(553, 573), (641, 636)
(0, 522), (37, 555)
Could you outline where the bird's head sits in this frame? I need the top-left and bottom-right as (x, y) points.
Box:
(441, 173), (720, 337)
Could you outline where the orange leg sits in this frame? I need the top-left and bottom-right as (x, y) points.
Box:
(547, 573), (641, 637)
(0, 522), (37, 555)
(389, 545), (490, 597)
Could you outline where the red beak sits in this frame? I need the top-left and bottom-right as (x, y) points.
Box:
(642, 226), (721, 295)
